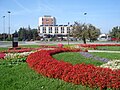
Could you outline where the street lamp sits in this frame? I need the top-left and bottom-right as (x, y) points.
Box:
(8, 11), (11, 38)
(84, 12), (87, 15)
(67, 22), (70, 45)
(84, 12), (87, 24)
(3, 16), (5, 41)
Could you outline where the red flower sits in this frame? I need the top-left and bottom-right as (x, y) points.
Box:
(26, 48), (120, 90)
(0, 53), (6, 59)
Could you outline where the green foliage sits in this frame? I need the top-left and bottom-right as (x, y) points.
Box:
(0, 57), (26, 67)
(88, 24), (101, 42)
(72, 22), (100, 43)
(18, 27), (39, 41)
(6, 37), (12, 41)
(53, 52), (104, 66)
(110, 26), (120, 41)
(0, 33), (8, 41)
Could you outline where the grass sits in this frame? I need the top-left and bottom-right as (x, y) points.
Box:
(96, 46), (120, 51)
(0, 47), (8, 51)
(90, 52), (120, 60)
(0, 61), (95, 90)
(53, 52), (104, 66)
(20, 45), (40, 48)
(0, 45), (40, 51)
(0, 45), (118, 90)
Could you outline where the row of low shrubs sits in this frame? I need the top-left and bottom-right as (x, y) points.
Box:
(26, 48), (120, 90)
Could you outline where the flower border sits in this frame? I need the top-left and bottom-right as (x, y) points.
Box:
(26, 48), (120, 90)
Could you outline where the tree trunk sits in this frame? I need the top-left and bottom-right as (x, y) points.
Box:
(88, 30), (92, 42)
(83, 37), (86, 44)
(89, 38), (92, 42)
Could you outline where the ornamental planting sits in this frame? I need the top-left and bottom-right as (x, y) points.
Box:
(26, 48), (120, 90)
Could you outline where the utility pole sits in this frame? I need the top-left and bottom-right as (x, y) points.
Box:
(84, 12), (87, 24)
(8, 11), (11, 39)
(3, 16), (5, 41)
(67, 22), (70, 45)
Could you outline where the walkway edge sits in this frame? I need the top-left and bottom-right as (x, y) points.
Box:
(88, 50), (120, 53)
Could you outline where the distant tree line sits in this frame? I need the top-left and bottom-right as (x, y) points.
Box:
(0, 26), (40, 41)
(18, 26), (39, 41)
(0, 33), (9, 41)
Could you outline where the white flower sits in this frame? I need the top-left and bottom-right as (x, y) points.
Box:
(5, 51), (34, 59)
(100, 60), (120, 70)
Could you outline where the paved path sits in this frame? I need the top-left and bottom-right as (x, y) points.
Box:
(88, 50), (120, 53)
(0, 41), (120, 47)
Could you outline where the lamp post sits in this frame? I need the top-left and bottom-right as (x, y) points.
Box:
(3, 16), (5, 41)
(67, 22), (70, 45)
(84, 12), (87, 24)
(8, 11), (11, 39)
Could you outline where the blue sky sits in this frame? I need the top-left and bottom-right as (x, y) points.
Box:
(0, 0), (120, 34)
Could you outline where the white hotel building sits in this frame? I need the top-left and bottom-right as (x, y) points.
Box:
(38, 15), (72, 38)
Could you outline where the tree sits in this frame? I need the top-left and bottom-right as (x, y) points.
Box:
(0, 33), (8, 41)
(72, 22), (88, 44)
(110, 26), (120, 42)
(18, 27), (27, 41)
(18, 27), (39, 41)
(88, 24), (101, 42)
(0, 34), (3, 40)
(72, 22), (100, 44)
(32, 29), (39, 40)
(27, 26), (33, 41)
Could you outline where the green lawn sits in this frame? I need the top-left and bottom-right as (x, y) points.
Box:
(0, 46), (118, 90)
(20, 45), (40, 48)
(96, 46), (120, 51)
(0, 62), (94, 90)
(53, 52), (104, 66)
(0, 47), (8, 51)
(0, 45), (40, 51)
(90, 52), (120, 60)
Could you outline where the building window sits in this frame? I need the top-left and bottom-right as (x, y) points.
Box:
(43, 27), (46, 33)
(67, 27), (70, 33)
(49, 27), (52, 33)
(46, 19), (49, 22)
(55, 27), (58, 33)
(61, 27), (64, 33)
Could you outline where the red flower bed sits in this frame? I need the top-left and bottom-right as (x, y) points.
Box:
(57, 44), (63, 48)
(26, 48), (120, 90)
(78, 44), (120, 49)
(0, 52), (6, 59)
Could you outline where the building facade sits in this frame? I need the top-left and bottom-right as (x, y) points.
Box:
(38, 15), (72, 38)
(39, 15), (56, 26)
(38, 25), (72, 37)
